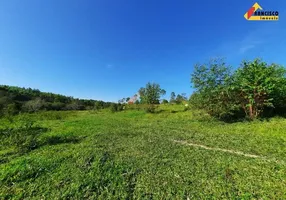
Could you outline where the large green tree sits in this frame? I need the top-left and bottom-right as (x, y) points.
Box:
(191, 58), (286, 120)
(175, 93), (188, 104)
(170, 92), (176, 104)
(138, 82), (166, 112)
(191, 58), (235, 118)
(231, 59), (286, 119)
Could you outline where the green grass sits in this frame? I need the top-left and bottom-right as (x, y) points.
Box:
(1, 106), (286, 199)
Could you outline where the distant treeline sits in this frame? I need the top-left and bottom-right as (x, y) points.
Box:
(0, 85), (114, 116)
(2, 58), (285, 120)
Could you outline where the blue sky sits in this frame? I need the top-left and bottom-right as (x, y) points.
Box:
(0, 0), (285, 102)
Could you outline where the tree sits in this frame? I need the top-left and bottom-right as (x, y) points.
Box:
(231, 59), (286, 119)
(4, 103), (19, 116)
(66, 101), (84, 110)
(271, 75), (286, 116)
(191, 58), (235, 118)
(0, 95), (12, 116)
(161, 89), (166, 96)
(189, 92), (204, 109)
(175, 93), (188, 104)
(49, 102), (65, 111)
(161, 99), (169, 104)
(22, 98), (46, 113)
(138, 82), (166, 112)
(118, 98), (125, 104)
(110, 104), (118, 113)
(170, 92), (176, 104)
(0, 85), (113, 115)
(191, 58), (286, 120)
(94, 101), (104, 110)
(138, 87), (146, 103)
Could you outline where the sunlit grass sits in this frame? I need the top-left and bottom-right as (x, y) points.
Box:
(1, 106), (286, 199)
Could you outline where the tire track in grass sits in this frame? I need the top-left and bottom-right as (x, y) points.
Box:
(173, 140), (285, 165)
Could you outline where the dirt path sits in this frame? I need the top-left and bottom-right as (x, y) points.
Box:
(173, 140), (285, 165)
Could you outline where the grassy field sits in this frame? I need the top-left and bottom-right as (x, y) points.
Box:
(1, 105), (286, 199)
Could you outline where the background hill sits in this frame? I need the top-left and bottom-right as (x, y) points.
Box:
(0, 85), (113, 116)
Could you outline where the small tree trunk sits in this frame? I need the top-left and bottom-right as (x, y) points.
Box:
(249, 104), (254, 120)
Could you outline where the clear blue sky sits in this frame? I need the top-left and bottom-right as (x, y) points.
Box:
(0, 0), (285, 102)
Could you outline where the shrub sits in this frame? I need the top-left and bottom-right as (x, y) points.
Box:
(22, 98), (46, 113)
(117, 103), (124, 111)
(145, 104), (157, 113)
(49, 102), (66, 111)
(110, 104), (118, 113)
(161, 99), (169, 104)
(190, 58), (286, 120)
(231, 59), (286, 119)
(65, 102), (85, 110)
(4, 103), (19, 116)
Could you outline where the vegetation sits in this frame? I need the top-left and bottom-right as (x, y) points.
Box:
(190, 58), (286, 120)
(232, 59), (286, 119)
(0, 107), (285, 199)
(1, 58), (286, 198)
(138, 82), (166, 113)
(0, 85), (114, 116)
(161, 99), (169, 104)
(4, 58), (284, 120)
(170, 92), (176, 104)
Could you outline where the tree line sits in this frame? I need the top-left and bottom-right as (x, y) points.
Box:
(0, 85), (115, 116)
(120, 58), (286, 119)
(1, 58), (285, 120)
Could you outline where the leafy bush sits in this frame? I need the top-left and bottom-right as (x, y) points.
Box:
(65, 102), (85, 110)
(110, 104), (118, 113)
(117, 103), (124, 111)
(231, 59), (286, 119)
(190, 58), (286, 120)
(161, 99), (169, 104)
(145, 105), (156, 113)
(110, 103), (124, 113)
(4, 103), (20, 117)
(183, 105), (189, 112)
(22, 98), (46, 113)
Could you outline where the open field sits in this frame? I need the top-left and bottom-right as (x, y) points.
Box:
(1, 106), (286, 199)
